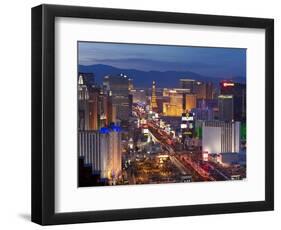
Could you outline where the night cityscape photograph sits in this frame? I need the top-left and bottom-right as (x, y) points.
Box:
(77, 41), (247, 187)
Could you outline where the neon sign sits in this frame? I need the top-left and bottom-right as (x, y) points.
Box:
(223, 82), (235, 87)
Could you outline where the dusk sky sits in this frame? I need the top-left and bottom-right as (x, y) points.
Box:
(78, 42), (246, 78)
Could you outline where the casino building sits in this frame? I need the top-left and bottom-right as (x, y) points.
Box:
(202, 120), (240, 154)
(220, 80), (246, 122)
(78, 125), (122, 180)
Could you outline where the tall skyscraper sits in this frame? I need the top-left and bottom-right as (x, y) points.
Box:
(128, 78), (134, 91)
(150, 81), (158, 112)
(78, 73), (116, 131)
(184, 94), (197, 112)
(218, 95), (234, 121)
(220, 80), (246, 121)
(180, 79), (195, 93)
(78, 125), (122, 180)
(99, 125), (122, 180)
(78, 74), (90, 130)
(109, 129), (122, 179)
(103, 74), (130, 121)
(78, 72), (95, 87)
(108, 104), (117, 124)
(206, 82), (214, 100)
(88, 87), (99, 130)
(193, 81), (214, 100)
(194, 81), (206, 99)
(98, 92), (111, 128)
(202, 121), (240, 154)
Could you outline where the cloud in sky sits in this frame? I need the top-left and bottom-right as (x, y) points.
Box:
(78, 42), (246, 78)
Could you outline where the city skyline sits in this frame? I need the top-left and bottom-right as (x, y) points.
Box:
(77, 42), (247, 187)
(78, 42), (246, 79)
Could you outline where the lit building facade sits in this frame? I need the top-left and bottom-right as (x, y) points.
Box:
(78, 73), (122, 182)
(88, 87), (99, 130)
(163, 88), (191, 96)
(163, 90), (183, 116)
(162, 88), (196, 116)
(156, 96), (170, 113)
(98, 92), (113, 128)
(202, 121), (240, 154)
(109, 130), (122, 178)
(150, 81), (158, 112)
(100, 126), (122, 179)
(128, 78), (134, 91)
(184, 94), (197, 112)
(78, 125), (122, 180)
(194, 81), (206, 99)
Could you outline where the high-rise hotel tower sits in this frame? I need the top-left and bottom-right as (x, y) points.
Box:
(150, 81), (158, 112)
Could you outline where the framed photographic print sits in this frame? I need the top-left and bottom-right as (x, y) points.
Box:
(31, 4), (274, 225)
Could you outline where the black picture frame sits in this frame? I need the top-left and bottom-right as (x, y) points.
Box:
(31, 4), (274, 225)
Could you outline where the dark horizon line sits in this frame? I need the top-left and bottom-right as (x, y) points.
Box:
(78, 63), (246, 80)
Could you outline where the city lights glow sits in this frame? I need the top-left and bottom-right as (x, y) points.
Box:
(78, 42), (246, 187)
(223, 82), (235, 87)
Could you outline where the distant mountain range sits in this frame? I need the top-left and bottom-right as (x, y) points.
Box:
(78, 64), (246, 88)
